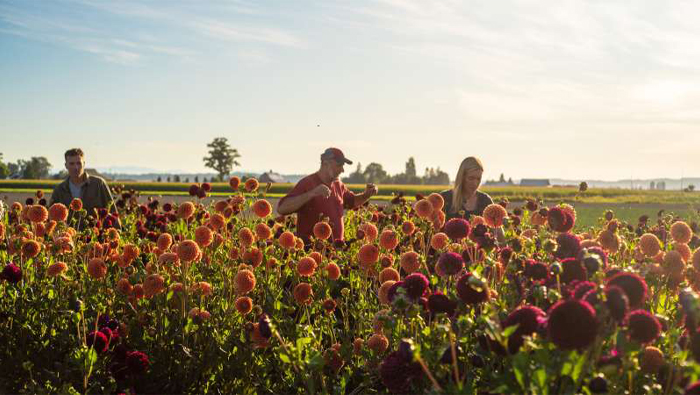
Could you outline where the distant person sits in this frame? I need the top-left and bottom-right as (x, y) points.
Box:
(440, 156), (494, 220)
(50, 148), (116, 216)
(277, 147), (378, 242)
(440, 156), (504, 242)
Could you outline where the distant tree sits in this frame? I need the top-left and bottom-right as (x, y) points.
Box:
(342, 163), (366, 184)
(52, 169), (68, 180)
(0, 153), (9, 179)
(649, 181), (656, 190)
(185, 177), (190, 183)
(689, 184), (696, 192)
(19, 157), (52, 179)
(202, 177), (208, 183)
(157, 176), (162, 182)
(363, 163), (388, 184)
(174, 175), (181, 182)
(203, 137), (241, 182)
(499, 173), (506, 183)
(508, 177), (513, 184)
(166, 176), (171, 182)
(423, 167), (450, 185)
(194, 176), (199, 183)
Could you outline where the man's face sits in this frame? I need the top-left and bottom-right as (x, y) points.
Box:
(323, 160), (345, 180)
(65, 155), (85, 179)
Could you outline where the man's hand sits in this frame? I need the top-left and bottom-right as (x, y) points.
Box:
(364, 183), (378, 197)
(311, 184), (331, 198)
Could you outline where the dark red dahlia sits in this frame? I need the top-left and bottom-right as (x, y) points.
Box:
(188, 184), (200, 196)
(162, 202), (173, 212)
(604, 286), (629, 322)
(525, 260), (549, 281)
(1, 263), (22, 284)
(402, 273), (429, 300)
(573, 281), (596, 299)
(502, 305), (546, 353)
(379, 351), (423, 393)
(427, 293), (457, 316)
(436, 252), (464, 276)
(456, 273), (489, 305)
(86, 330), (109, 353)
(548, 207), (574, 233)
(126, 351), (150, 375)
(554, 233), (581, 260)
(626, 309), (661, 344)
(387, 281), (405, 303)
(560, 258), (587, 284)
(547, 299), (598, 350)
(444, 218), (470, 241)
(606, 272), (648, 309)
(201, 182), (212, 192)
(579, 247), (608, 274)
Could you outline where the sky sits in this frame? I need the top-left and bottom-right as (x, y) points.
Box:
(2, 0), (700, 182)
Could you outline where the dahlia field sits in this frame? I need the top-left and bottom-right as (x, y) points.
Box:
(2, 179), (700, 394)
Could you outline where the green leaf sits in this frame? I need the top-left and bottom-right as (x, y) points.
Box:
(279, 353), (291, 364)
(502, 324), (520, 339)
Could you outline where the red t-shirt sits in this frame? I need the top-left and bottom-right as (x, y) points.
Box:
(278, 173), (356, 241)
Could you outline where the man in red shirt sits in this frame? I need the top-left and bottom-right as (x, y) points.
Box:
(277, 148), (378, 242)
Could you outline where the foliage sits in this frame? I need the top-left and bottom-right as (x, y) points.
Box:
(203, 137), (241, 182)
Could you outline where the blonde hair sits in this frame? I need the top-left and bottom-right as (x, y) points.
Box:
(451, 157), (484, 213)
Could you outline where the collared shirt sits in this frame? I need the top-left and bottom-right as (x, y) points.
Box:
(439, 189), (494, 221)
(278, 173), (356, 242)
(50, 174), (116, 217)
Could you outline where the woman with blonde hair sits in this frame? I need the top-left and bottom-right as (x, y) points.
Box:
(440, 157), (494, 220)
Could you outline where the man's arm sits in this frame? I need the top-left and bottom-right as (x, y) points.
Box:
(277, 184), (330, 215)
(348, 183), (378, 209)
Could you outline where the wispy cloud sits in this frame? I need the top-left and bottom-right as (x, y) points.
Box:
(190, 19), (305, 48)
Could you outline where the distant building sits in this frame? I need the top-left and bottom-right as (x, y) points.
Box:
(259, 171), (286, 184)
(520, 179), (550, 187)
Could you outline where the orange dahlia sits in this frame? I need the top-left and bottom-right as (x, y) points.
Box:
(379, 228), (399, 251)
(358, 244), (380, 266)
(297, 256), (317, 276)
(598, 230), (621, 253)
(252, 199), (272, 218)
(238, 227), (256, 247)
(401, 220), (416, 236)
(359, 223), (378, 242)
(70, 198), (83, 211)
(234, 269), (256, 294)
(673, 242), (691, 263)
(293, 282), (313, 304)
(670, 221), (693, 244)
(194, 226), (214, 248)
(177, 240), (201, 263)
(309, 251), (322, 265)
(313, 222), (332, 240)
(116, 277), (133, 295)
(242, 247), (263, 267)
(254, 223), (272, 240)
(244, 178), (259, 192)
(143, 274), (165, 298)
(87, 258), (107, 279)
(123, 244), (140, 262)
(177, 202), (195, 219)
(278, 231), (296, 249)
(427, 193), (445, 211)
(430, 232), (449, 250)
(157, 233), (173, 251)
(325, 262), (341, 280)
(235, 296), (253, 315)
(400, 251), (421, 274)
(47, 261), (68, 277)
(639, 234), (661, 257)
(483, 204), (507, 228)
(367, 333), (389, 353)
(229, 176), (241, 190)
(28, 205), (48, 223)
(21, 239), (41, 258)
(208, 213), (225, 230)
(414, 199), (433, 218)
(48, 203), (69, 222)
(378, 280), (396, 305)
(693, 248), (700, 271)
(379, 267), (400, 283)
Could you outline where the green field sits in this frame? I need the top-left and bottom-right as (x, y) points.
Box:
(2, 179), (700, 205)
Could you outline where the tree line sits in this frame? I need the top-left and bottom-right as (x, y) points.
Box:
(0, 153), (54, 180)
(342, 157), (450, 185)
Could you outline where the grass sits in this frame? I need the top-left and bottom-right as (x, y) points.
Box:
(2, 180), (700, 204)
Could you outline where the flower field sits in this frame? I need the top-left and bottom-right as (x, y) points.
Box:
(3, 180), (700, 394)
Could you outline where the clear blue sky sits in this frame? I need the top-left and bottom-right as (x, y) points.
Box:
(2, 0), (699, 181)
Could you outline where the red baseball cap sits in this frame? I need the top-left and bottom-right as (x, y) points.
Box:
(321, 147), (353, 165)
